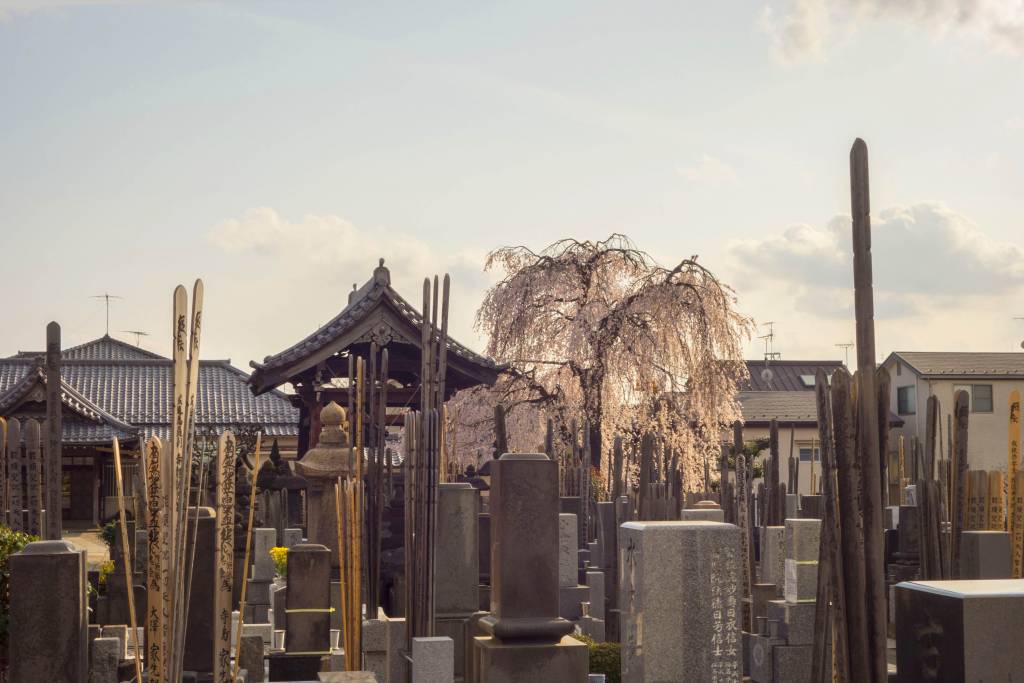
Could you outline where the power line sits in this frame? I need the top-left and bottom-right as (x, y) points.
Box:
(90, 293), (123, 336)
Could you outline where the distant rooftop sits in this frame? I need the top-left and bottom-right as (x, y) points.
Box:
(741, 359), (845, 391)
(887, 352), (1024, 378)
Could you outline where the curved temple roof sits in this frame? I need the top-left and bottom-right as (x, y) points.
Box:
(248, 260), (500, 396)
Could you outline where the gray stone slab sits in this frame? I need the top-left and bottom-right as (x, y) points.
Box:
(783, 560), (817, 603)
(89, 636), (120, 683)
(253, 528), (277, 580)
(239, 633), (266, 682)
(283, 528), (303, 548)
(784, 519), (821, 563)
(772, 644), (811, 683)
(559, 514), (579, 588)
(959, 531), (1012, 579)
(620, 521), (742, 682)
(586, 570), (606, 621)
(766, 599), (815, 646)
(744, 631), (783, 682)
(760, 526), (785, 596)
(681, 508), (725, 522)
(559, 585), (589, 621)
(9, 540), (88, 683)
(184, 507), (217, 673)
(285, 544), (332, 655)
(100, 624), (128, 659)
(412, 636), (453, 683)
(436, 483), (480, 615)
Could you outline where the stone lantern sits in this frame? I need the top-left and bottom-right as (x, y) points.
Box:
(296, 401), (352, 568)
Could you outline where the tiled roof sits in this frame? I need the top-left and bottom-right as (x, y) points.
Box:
(888, 352), (1024, 378)
(0, 336), (298, 446)
(741, 360), (845, 391)
(250, 260), (498, 393)
(738, 390), (904, 428)
(738, 391), (819, 424)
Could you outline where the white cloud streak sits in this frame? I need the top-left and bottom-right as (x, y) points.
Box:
(761, 0), (1024, 64)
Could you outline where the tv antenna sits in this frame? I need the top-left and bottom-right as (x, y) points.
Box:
(122, 330), (149, 346)
(836, 342), (854, 366)
(1014, 318), (1024, 350)
(758, 322), (781, 363)
(90, 293), (123, 335)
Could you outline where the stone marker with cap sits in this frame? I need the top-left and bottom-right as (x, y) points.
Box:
(9, 540), (89, 682)
(473, 453), (588, 682)
(268, 543), (332, 681)
(434, 482), (480, 681)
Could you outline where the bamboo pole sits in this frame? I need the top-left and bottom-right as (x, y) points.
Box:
(112, 438), (144, 683)
(231, 432), (263, 682)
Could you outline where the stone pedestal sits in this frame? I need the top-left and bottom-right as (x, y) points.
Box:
(89, 636), (120, 683)
(620, 521), (742, 683)
(895, 579), (1024, 682)
(474, 636), (588, 683)
(474, 454), (587, 683)
(183, 507), (217, 673)
(9, 540), (88, 683)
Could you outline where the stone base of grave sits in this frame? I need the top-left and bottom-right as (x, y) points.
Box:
(363, 613), (408, 683)
(318, 673), (383, 682)
(472, 635), (588, 683)
(959, 531), (1011, 579)
(267, 652), (326, 681)
(558, 585), (588, 621)
(767, 600), (814, 646)
(437, 613), (477, 680)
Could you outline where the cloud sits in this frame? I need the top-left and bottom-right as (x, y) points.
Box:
(761, 0), (1024, 64)
(676, 154), (738, 186)
(0, 0), (146, 20)
(207, 207), (492, 351)
(728, 201), (1024, 320)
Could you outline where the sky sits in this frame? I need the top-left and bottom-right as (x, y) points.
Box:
(2, 0), (1023, 373)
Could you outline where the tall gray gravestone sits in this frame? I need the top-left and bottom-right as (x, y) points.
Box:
(474, 453), (588, 683)
(269, 543), (331, 681)
(45, 321), (63, 540)
(434, 482), (480, 680)
(9, 540), (88, 682)
(183, 507), (217, 674)
(620, 521), (742, 683)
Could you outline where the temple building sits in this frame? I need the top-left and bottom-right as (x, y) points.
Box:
(248, 259), (500, 456)
(0, 335), (297, 526)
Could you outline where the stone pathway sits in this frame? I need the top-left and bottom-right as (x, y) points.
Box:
(62, 528), (110, 569)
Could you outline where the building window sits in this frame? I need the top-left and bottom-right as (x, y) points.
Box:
(953, 384), (994, 413)
(897, 386), (917, 415)
(800, 375), (815, 387)
(798, 446), (820, 463)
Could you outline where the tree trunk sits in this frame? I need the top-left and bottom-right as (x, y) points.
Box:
(579, 369), (605, 470)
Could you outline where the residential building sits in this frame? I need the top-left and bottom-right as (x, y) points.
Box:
(882, 352), (1024, 473)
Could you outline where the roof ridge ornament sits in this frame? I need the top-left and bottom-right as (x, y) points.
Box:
(373, 257), (390, 286)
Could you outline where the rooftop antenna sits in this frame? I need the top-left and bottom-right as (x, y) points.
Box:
(836, 342), (854, 366)
(758, 321), (781, 363)
(90, 293), (123, 336)
(122, 330), (149, 347)
(1014, 318), (1024, 350)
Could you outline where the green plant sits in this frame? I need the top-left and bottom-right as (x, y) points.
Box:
(0, 526), (39, 646)
(100, 520), (118, 551)
(571, 634), (620, 683)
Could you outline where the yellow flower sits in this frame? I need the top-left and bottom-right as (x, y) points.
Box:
(98, 559), (115, 586)
(269, 546), (288, 577)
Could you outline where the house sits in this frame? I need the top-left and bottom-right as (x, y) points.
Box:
(0, 335), (298, 525)
(882, 352), (1024, 472)
(736, 360), (847, 495)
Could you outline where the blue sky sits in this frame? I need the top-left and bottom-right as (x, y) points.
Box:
(2, 1), (1023, 370)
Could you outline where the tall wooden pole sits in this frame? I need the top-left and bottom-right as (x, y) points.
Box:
(45, 321), (62, 540)
(850, 138), (886, 681)
(952, 390), (969, 578)
(232, 433), (262, 682)
(112, 438), (144, 683)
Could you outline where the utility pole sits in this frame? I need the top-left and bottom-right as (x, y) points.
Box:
(90, 293), (123, 336)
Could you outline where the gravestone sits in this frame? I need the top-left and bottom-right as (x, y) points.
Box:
(9, 540), (89, 682)
(959, 531), (1011, 579)
(89, 636), (120, 683)
(269, 542), (332, 681)
(239, 633), (266, 682)
(759, 526), (785, 596)
(183, 507), (217, 673)
(412, 636), (454, 683)
(474, 453), (588, 682)
(895, 579), (1024, 681)
(24, 419), (43, 535)
(247, 527), (277, 623)
(434, 482), (480, 681)
(7, 418), (24, 531)
(620, 521), (742, 682)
